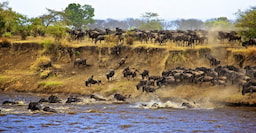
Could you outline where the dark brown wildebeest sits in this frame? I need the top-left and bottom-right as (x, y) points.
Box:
(119, 56), (128, 67)
(74, 58), (86, 68)
(106, 69), (115, 81)
(85, 75), (102, 87)
(142, 86), (157, 93)
(242, 85), (256, 98)
(114, 94), (127, 101)
(141, 70), (149, 79)
(242, 38), (256, 48)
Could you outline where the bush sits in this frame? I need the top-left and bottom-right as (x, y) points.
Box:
(42, 40), (56, 54)
(1, 37), (11, 47)
(2, 32), (12, 38)
(31, 56), (52, 71)
(104, 35), (119, 44)
(46, 22), (67, 42)
(126, 36), (134, 45)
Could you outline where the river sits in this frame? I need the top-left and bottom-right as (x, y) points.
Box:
(0, 92), (256, 133)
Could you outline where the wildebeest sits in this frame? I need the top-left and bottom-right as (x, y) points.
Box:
(48, 95), (61, 103)
(42, 106), (57, 113)
(142, 86), (157, 93)
(2, 101), (18, 105)
(119, 56), (128, 67)
(85, 75), (102, 87)
(28, 102), (42, 111)
(242, 38), (256, 48)
(114, 94), (126, 101)
(140, 70), (149, 79)
(38, 98), (49, 103)
(106, 69), (115, 81)
(205, 53), (220, 66)
(95, 35), (105, 44)
(74, 58), (86, 68)
(66, 96), (82, 104)
(242, 85), (256, 98)
(136, 79), (147, 90)
(90, 94), (107, 101)
(122, 67), (138, 80)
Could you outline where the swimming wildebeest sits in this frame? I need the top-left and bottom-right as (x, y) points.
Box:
(114, 94), (127, 101)
(106, 69), (115, 81)
(66, 96), (82, 104)
(28, 102), (42, 111)
(74, 58), (86, 68)
(43, 106), (57, 113)
(48, 95), (61, 103)
(2, 101), (18, 105)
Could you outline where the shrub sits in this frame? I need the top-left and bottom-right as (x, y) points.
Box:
(2, 32), (12, 38)
(43, 40), (54, 50)
(126, 36), (134, 45)
(31, 56), (52, 71)
(1, 37), (11, 47)
(104, 35), (119, 44)
(42, 40), (56, 54)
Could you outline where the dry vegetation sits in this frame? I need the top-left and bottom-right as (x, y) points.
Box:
(1, 35), (256, 106)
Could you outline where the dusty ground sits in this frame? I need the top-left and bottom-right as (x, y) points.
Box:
(0, 39), (256, 106)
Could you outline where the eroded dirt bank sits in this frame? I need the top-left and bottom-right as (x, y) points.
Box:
(0, 42), (255, 106)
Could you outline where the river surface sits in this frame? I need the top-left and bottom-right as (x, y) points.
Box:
(0, 92), (256, 133)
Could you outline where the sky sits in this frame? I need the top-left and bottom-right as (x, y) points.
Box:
(5, 0), (256, 21)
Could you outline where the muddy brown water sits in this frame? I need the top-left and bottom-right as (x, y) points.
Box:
(0, 92), (256, 133)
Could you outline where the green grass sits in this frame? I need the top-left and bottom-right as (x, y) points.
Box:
(111, 88), (118, 92)
(0, 76), (7, 83)
(38, 81), (63, 87)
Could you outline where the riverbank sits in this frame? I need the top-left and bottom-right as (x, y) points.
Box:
(0, 40), (256, 107)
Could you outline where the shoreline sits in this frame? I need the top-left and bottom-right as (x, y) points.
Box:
(1, 41), (256, 107)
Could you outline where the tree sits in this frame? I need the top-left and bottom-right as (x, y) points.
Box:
(64, 3), (95, 29)
(30, 17), (45, 37)
(235, 8), (256, 39)
(15, 13), (30, 40)
(138, 12), (163, 31)
(174, 19), (204, 30)
(0, 1), (19, 35)
(40, 8), (64, 29)
(46, 22), (67, 42)
(204, 17), (234, 31)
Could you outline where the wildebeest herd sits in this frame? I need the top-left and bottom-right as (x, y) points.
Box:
(1, 93), (130, 113)
(66, 27), (256, 47)
(81, 52), (256, 98)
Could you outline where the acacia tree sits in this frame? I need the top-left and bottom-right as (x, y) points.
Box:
(235, 7), (256, 39)
(138, 12), (163, 31)
(64, 3), (95, 29)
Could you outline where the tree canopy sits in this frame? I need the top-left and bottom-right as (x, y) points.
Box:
(235, 7), (256, 39)
(204, 17), (234, 31)
(138, 12), (163, 31)
(64, 3), (95, 29)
